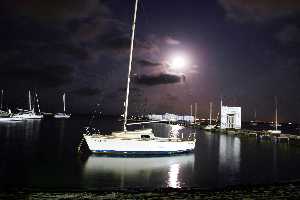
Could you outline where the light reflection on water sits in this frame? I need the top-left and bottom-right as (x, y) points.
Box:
(0, 120), (41, 144)
(168, 163), (180, 188)
(83, 154), (195, 189)
(218, 135), (241, 183)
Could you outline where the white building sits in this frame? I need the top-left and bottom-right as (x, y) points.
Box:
(162, 113), (178, 122)
(183, 115), (194, 123)
(147, 114), (163, 121)
(148, 113), (194, 123)
(220, 105), (241, 129)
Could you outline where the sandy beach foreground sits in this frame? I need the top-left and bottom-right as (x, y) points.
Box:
(1, 182), (300, 199)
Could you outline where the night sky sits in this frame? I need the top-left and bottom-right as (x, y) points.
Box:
(1, 0), (300, 122)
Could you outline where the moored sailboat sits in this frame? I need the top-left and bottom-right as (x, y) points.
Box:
(83, 0), (195, 155)
(14, 90), (43, 120)
(54, 93), (71, 119)
(0, 89), (24, 121)
(0, 89), (10, 118)
(203, 102), (216, 130)
(267, 97), (281, 134)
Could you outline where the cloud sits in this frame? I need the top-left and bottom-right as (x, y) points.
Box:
(76, 17), (160, 58)
(118, 87), (141, 93)
(136, 59), (162, 68)
(165, 36), (181, 45)
(0, 0), (163, 93)
(219, 0), (300, 22)
(133, 73), (183, 86)
(0, 64), (74, 88)
(72, 87), (102, 96)
(96, 34), (159, 55)
(276, 24), (300, 45)
(118, 87), (142, 98)
(0, 0), (108, 21)
(166, 93), (179, 102)
(100, 34), (131, 51)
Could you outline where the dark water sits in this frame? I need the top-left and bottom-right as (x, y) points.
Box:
(1, 116), (300, 190)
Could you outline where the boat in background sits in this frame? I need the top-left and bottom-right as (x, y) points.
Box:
(0, 110), (11, 118)
(14, 110), (43, 120)
(54, 93), (71, 119)
(14, 90), (43, 120)
(267, 97), (281, 134)
(0, 89), (10, 118)
(0, 89), (24, 121)
(0, 109), (24, 122)
(83, 0), (195, 156)
(203, 102), (216, 131)
(250, 109), (258, 126)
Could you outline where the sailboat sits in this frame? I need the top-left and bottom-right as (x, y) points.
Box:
(83, 0), (195, 155)
(250, 109), (258, 126)
(0, 89), (10, 118)
(267, 97), (281, 134)
(54, 93), (71, 119)
(203, 102), (216, 130)
(0, 89), (24, 121)
(14, 90), (43, 120)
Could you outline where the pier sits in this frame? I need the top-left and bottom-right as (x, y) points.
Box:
(201, 128), (300, 145)
(161, 119), (300, 146)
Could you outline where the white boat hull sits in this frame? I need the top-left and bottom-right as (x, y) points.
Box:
(13, 113), (43, 120)
(267, 130), (282, 134)
(84, 134), (195, 155)
(54, 113), (71, 119)
(0, 117), (24, 122)
(203, 125), (216, 130)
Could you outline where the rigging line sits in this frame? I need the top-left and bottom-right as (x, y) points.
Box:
(88, 104), (101, 127)
(0, 89), (3, 110)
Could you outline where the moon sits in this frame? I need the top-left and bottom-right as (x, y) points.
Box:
(169, 54), (188, 70)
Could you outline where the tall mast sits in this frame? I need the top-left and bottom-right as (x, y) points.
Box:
(63, 93), (66, 113)
(190, 104), (193, 117)
(0, 89), (3, 110)
(194, 102), (197, 123)
(35, 92), (41, 113)
(209, 102), (212, 125)
(29, 90), (32, 111)
(275, 96), (278, 131)
(220, 98), (223, 128)
(123, 0), (139, 132)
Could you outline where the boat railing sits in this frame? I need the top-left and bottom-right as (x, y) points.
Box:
(83, 127), (102, 135)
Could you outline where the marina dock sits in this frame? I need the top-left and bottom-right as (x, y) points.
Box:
(201, 128), (300, 146)
(158, 119), (300, 146)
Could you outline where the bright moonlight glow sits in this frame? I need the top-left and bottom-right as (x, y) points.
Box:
(169, 54), (189, 70)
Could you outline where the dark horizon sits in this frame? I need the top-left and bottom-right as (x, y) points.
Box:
(1, 0), (300, 122)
